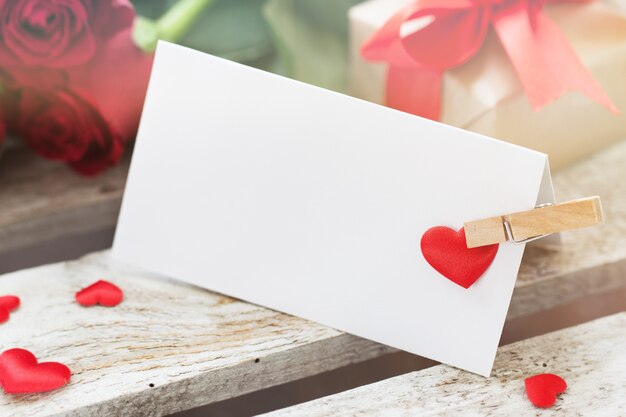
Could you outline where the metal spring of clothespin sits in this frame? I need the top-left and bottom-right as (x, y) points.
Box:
(464, 196), (604, 249)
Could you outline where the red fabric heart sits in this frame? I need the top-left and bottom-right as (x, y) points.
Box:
(0, 295), (20, 324)
(525, 373), (567, 408)
(420, 226), (498, 289)
(0, 348), (71, 394)
(75, 280), (123, 307)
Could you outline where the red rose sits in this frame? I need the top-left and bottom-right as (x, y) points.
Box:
(12, 88), (124, 176)
(0, 0), (134, 70)
(70, 29), (154, 139)
(0, 0), (155, 175)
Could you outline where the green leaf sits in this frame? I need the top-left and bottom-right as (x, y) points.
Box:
(132, 0), (218, 54)
(132, 16), (159, 53)
(132, 0), (169, 19)
(288, 0), (363, 38)
(263, 0), (364, 93)
(157, 0), (217, 44)
(168, 0), (274, 64)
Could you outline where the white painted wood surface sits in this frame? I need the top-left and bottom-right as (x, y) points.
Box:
(262, 313), (626, 417)
(0, 146), (128, 256)
(3, 139), (626, 315)
(511, 139), (626, 318)
(0, 141), (624, 416)
(0, 252), (392, 417)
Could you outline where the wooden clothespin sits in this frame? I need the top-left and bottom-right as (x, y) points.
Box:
(464, 196), (604, 248)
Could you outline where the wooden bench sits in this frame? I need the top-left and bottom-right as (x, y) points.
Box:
(261, 313), (626, 416)
(3, 139), (626, 317)
(0, 146), (129, 272)
(0, 140), (625, 416)
(0, 252), (393, 417)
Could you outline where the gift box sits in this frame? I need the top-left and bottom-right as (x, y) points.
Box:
(349, 0), (626, 170)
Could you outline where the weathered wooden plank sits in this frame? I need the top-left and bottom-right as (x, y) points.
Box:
(262, 313), (626, 417)
(0, 146), (128, 256)
(0, 141), (624, 416)
(0, 252), (392, 417)
(2, 140), (626, 316)
(511, 140), (626, 318)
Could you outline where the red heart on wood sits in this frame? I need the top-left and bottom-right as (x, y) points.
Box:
(0, 348), (71, 394)
(420, 226), (498, 289)
(75, 280), (123, 307)
(525, 373), (567, 408)
(0, 296), (20, 324)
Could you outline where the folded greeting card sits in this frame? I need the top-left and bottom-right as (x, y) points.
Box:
(113, 41), (556, 376)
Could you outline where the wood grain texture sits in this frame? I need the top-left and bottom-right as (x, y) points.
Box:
(0, 252), (392, 417)
(464, 215), (507, 249)
(506, 196), (603, 241)
(465, 196), (603, 248)
(0, 142), (623, 416)
(0, 146), (128, 255)
(2, 140), (626, 318)
(262, 313), (626, 417)
(511, 140), (626, 318)
(2, 137), (626, 318)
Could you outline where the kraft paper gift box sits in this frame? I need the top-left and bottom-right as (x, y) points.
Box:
(349, 0), (626, 170)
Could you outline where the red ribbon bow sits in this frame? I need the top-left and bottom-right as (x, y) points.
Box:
(361, 0), (618, 120)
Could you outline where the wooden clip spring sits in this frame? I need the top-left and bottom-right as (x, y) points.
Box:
(464, 196), (604, 248)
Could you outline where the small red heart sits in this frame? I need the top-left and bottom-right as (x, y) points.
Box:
(420, 226), (498, 289)
(0, 348), (71, 394)
(525, 373), (567, 408)
(75, 280), (123, 307)
(0, 295), (20, 324)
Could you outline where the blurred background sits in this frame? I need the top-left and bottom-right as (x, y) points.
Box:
(0, 0), (625, 415)
(0, 0), (365, 272)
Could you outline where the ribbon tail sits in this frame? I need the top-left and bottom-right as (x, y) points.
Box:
(493, 6), (618, 113)
(386, 66), (442, 121)
(533, 10), (618, 114)
(492, 6), (564, 109)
